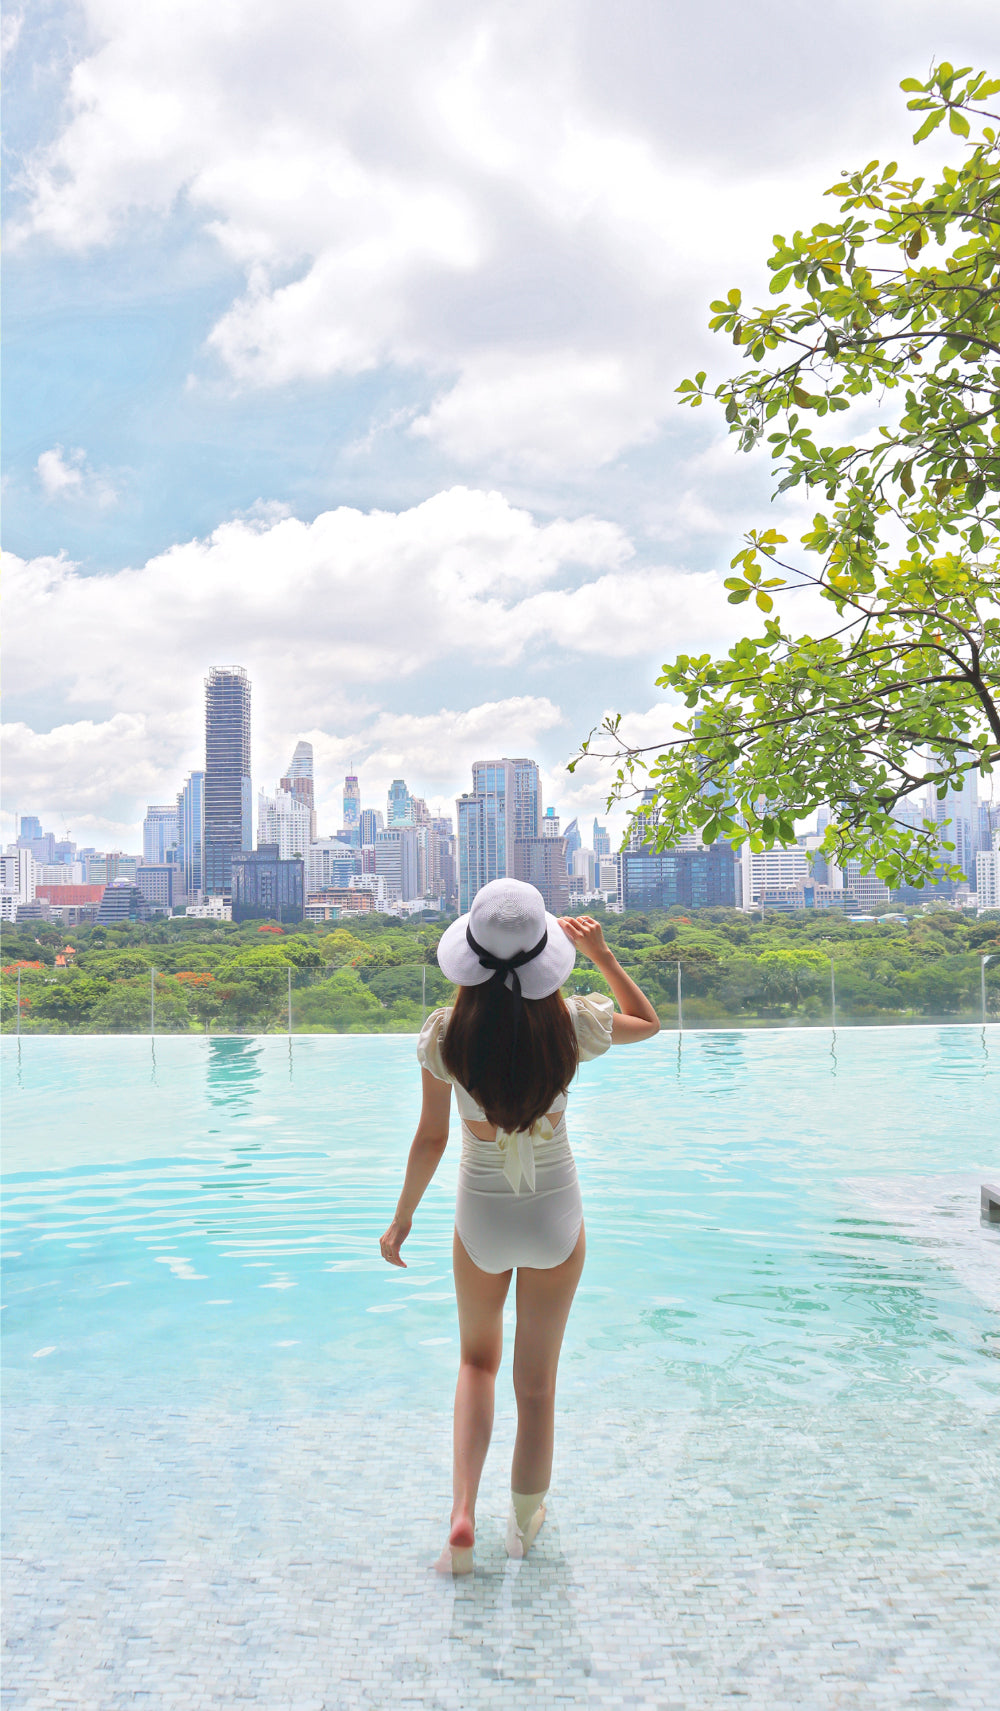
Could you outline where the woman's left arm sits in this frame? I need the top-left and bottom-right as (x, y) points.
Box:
(379, 1070), (452, 1268)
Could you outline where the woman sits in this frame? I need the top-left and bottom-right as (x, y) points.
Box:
(379, 878), (659, 1573)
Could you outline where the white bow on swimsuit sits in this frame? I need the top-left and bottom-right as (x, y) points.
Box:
(494, 1117), (555, 1195)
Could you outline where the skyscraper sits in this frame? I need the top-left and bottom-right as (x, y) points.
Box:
(281, 741), (314, 804)
(359, 807), (384, 846)
(592, 818), (611, 858)
(931, 765), (979, 885)
(376, 826), (420, 902)
(142, 805), (179, 865)
(343, 772), (361, 835)
(203, 667), (252, 896)
(387, 779), (413, 826)
(455, 758), (541, 911)
(509, 758), (542, 841)
(177, 771), (205, 899)
(280, 741), (316, 843)
(563, 817), (583, 859)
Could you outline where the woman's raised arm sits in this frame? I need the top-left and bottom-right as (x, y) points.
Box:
(559, 916), (660, 1043)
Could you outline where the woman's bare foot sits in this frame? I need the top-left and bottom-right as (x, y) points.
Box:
(434, 1509), (475, 1575)
(505, 1499), (546, 1559)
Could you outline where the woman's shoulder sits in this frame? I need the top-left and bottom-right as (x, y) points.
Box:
(416, 1006), (454, 1081)
(566, 991), (615, 1060)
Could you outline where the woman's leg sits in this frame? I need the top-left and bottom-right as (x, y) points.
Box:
(510, 1222), (585, 1499)
(448, 1230), (512, 1551)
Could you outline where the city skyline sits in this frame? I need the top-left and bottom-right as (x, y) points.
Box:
(8, 662), (996, 926)
(6, 5), (997, 858)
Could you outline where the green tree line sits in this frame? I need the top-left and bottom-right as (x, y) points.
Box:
(3, 906), (998, 1034)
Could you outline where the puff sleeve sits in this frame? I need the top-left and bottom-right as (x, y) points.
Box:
(569, 992), (615, 1060)
(416, 1007), (454, 1082)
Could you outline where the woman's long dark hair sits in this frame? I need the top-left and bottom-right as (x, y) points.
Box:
(440, 982), (578, 1132)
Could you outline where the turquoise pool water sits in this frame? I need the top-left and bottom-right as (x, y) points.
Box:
(4, 1027), (998, 1414)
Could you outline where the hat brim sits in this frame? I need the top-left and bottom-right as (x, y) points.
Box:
(436, 909), (577, 999)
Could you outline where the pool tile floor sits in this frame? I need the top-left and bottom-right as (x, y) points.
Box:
(4, 1391), (998, 1710)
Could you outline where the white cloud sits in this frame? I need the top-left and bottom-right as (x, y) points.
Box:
(3, 487), (748, 844)
(1, 10), (22, 62)
(410, 350), (668, 475)
(3, 488), (726, 718)
(35, 445), (117, 507)
(18, 0), (990, 474)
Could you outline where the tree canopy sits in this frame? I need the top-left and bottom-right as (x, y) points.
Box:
(577, 65), (1000, 886)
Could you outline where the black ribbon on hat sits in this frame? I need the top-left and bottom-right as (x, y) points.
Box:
(466, 922), (548, 1077)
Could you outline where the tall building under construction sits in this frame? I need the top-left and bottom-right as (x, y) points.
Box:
(203, 667), (252, 896)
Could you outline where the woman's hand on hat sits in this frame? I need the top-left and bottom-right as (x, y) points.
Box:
(558, 915), (611, 967)
(379, 1215), (411, 1268)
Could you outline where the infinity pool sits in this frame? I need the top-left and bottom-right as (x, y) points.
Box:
(4, 1028), (1000, 1710)
(4, 1027), (998, 1410)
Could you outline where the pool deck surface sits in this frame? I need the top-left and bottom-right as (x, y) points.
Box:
(5, 1389), (998, 1710)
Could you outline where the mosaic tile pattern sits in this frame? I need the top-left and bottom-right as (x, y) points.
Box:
(5, 1391), (998, 1709)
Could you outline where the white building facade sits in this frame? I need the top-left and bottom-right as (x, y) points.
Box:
(1, 849), (36, 921)
(740, 844), (809, 910)
(257, 789), (314, 861)
(976, 835), (1000, 912)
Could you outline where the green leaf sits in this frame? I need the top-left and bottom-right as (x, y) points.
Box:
(948, 108), (970, 136)
(968, 523), (984, 553)
(912, 107), (945, 142)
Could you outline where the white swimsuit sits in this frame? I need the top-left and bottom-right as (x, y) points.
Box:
(416, 994), (614, 1274)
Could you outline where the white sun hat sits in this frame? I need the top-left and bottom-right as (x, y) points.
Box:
(436, 878), (576, 999)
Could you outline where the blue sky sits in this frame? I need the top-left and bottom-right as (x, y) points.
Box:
(4, 0), (997, 850)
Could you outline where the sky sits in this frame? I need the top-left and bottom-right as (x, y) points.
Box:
(4, 0), (998, 851)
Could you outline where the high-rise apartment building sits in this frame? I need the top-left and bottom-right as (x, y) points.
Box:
(931, 767), (979, 885)
(509, 836), (570, 915)
(177, 771), (205, 899)
(509, 759), (542, 842)
(563, 817), (583, 859)
(257, 788), (314, 860)
(142, 805), (179, 865)
(455, 758), (542, 911)
(976, 832), (1000, 911)
(0, 849), (36, 922)
(432, 816), (457, 907)
(203, 667), (252, 896)
(541, 807), (561, 838)
(375, 826), (419, 902)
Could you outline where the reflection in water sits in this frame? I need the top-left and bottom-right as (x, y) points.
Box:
(699, 1030), (746, 1087)
(446, 1518), (591, 1687)
(207, 1036), (263, 1109)
(150, 1039), (158, 1085)
(676, 1033), (683, 1079)
(288, 1037), (294, 1082)
(830, 1028), (838, 1077)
